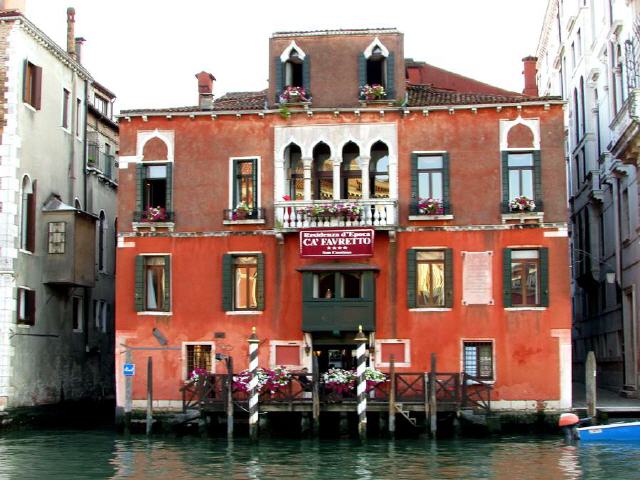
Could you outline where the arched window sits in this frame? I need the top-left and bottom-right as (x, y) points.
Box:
(341, 142), (361, 199)
(313, 143), (332, 200)
(367, 46), (386, 86)
(369, 142), (389, 198)
(20, 176), (36, 252)
(285, 144), (304, 200)
(98, 211), (106, 272)
(285, 48), (303, 88)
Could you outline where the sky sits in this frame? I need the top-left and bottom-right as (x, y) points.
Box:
(25, 0), (549, 113)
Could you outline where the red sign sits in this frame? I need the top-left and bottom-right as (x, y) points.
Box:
(299, 229), (375, 258)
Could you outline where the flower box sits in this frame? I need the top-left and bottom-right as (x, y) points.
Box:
(417, 198), (443, 215)
(509, 196), (536, 212)
(279, 86), (310, 104)
(233, 367), (291, 395)
(141, 206), (167, 222)
(360, 84), (386, 101)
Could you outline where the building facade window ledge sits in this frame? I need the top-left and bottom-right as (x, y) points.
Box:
(501, 212), (544, 224)
(409, 307), (452, 312)
(278, 101), (312, 110)
(225, 310), (263, 316)
(408, 214), (454, 221)
(132, 222), (175, 233)
(137, 311), (173, 316)
(359, 99), (395, 107)
(223, 219), (267, 226)
(504, 307), (547, 312)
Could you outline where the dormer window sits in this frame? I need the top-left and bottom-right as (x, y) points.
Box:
(285, 49), (303, 88)
(359, 37), (395, 100)
(276, 41), (310, 103)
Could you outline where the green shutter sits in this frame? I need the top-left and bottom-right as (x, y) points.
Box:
(22, 60), (28, 103)
(501, 151), (509, 213)
(256, 253), (265, 310)
(539, 247), (549, 307)
(358, 53), (366, 94)
(302, 272), (314, 300)
(274, 56), (284, 102)
(444, 248), (453, 308)
(302, 55), (311, 98)
(232, 160), (239, 206)
(443, 152), (450, 214)
(386, 52), (395, 99)
(222, 254), (233, 311)
(165, 162), (173, 215)
(163, 255), (171, 312)
(135, 256), (144, 311)
(533, 150), (542, 211)
(407, 249), (417, 308)
(410, 153), (418, 215)
(503, 249), (512, 308)
(251, 158), (258, 210)
(136, 164), (144, 213)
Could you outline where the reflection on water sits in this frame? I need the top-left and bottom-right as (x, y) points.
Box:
(0, 430), (639, 479)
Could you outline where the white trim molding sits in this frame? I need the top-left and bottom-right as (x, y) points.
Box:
(363, 37), (389, 59)
(136, 129), (175, 162)
(279, 40), (307, 62)
(269, 340), (304, 369)
(375, 339), (411, 368)
(551, 328), (572, 409)
(499, 116), (540, 151)
(181, 341), (216, 380)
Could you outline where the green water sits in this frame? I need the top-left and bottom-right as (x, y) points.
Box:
(0, 430), (638, 479)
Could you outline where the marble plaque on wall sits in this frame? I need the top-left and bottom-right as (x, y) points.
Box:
(462, 251), (494, 305)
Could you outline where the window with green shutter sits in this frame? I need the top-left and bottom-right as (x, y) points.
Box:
(502, 151), (541, 213)
(408, 248), (453, 308)
(222, 253), (265, 311)
(411, 153), (450, 215)
(135, 255), (171, 312)
(504, 248), (548, 307)
(232, 158), (258, 219)
(137, 163), (173, 222)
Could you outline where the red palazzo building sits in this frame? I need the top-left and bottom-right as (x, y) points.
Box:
(115, 28), (570, 417)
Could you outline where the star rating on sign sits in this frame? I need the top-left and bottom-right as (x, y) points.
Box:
(327, 246), (350, 251)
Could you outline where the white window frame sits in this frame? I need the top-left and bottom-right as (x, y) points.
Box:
(269, 340), (304, 369)
(228, 156), (261, 211)
(182, 341), (216, 380)
(375, 339), (411, 368)
(461, 338), (496, 383)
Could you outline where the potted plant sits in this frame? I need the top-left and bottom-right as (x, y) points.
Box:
(360, 84), (386, 101)
(364, 367), (387, 389)
(279, 86), (309, 104)
(322, 368), (355, 395)
(339, 202), (363, 221)
(233, 201), (253, 220)
(142, 206), (167, 222)
(417, 198), (443, 215)
(187, 367), (209, 384)
(509, 195), (536, 212)
(233, 367), (291, 395)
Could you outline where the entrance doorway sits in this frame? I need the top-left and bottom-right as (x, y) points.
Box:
(315, 344), (357, 372)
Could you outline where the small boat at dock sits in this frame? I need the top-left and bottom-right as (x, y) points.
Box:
(559, 413), (640, 442)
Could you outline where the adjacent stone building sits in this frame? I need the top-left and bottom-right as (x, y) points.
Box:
(537, 0), (640, 396)
(0, 4), (117, 411)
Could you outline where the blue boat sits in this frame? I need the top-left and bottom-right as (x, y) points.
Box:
(578, 421), (640, 442)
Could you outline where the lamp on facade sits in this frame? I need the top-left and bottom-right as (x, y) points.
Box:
(606, 271), (616, 284)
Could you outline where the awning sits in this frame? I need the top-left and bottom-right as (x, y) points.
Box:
(296, 263), (380, 272)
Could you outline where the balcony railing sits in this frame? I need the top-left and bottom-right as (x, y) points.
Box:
(133, 210), (175, 223)
(274, 199), (397, 230)
(223, 207), (267, 222)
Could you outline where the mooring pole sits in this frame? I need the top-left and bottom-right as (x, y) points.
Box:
(226, 356), (234, 439)
(124, 349), (132, 434)
(248, 327), (260, 441)
(146, 356), (153, 435)
(312, 353), (320, 436)
(429, 352), (437, 437)
(388, 354), (396, 437)
(586, 351), (597, 420)
(355, 325), (368, 441)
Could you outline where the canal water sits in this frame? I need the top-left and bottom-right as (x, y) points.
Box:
(0, 430), (638, 479)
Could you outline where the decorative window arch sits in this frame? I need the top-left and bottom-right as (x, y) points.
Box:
(20, 175), (36, 252)
(98, 210), (106, 272)
(275, 41), (311, 102)
(369, 141), (390, 199)
(341, 142), (361, 199)
(312, 142), (332, 200)
(359, 37), (395, 99)
(284, 143), (304, 200)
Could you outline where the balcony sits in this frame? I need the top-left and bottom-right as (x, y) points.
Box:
(132, 210), (175, 232)
(222, 208), (267, 225)
(274, 199), (397, 231)
(609, 88), (640, 164)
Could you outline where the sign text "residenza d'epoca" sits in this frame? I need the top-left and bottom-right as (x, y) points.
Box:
(299, 229), (375, 258)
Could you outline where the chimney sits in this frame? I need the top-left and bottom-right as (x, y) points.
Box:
(0, 0), (26, 12)
(522, 56), (538, 97)
(66, 7), (76, 59)
(74, 37), (85, 64)
(195, 71), (215, 109)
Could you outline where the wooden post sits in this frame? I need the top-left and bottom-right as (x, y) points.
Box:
(248, 327), (260, 441)
(388, 354), (396, 437)
(312, 353), (320, 436)
(429, 353), (437, 437)
(586, 351), (597, 420)
(124, 349), (132, 434)
(226, 356), (234, 439)
(355, 326), (368, 440)
(146, 356), (153, 435)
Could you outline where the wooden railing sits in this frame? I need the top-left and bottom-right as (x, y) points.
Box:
(181, 371), (492, 413)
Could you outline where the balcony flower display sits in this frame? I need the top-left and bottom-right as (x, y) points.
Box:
(233, 201), (253, 220)
(142, 206), (167, 222)
(360, 84), (386, 101)
(417, 198), (443, 215)
(322, 368), (355, 394)
(364, 367), (387, 388)
(299, 203), (363, 219)
(188, 367), (208, 383)
(509, 195), (536, 212)
(233, 367), (291, 394)
(279, 86), (309, 103)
